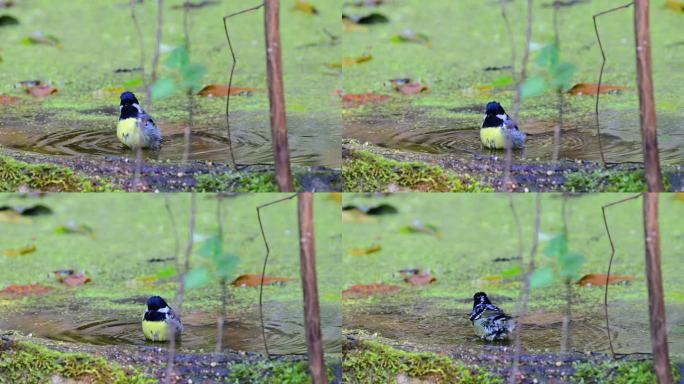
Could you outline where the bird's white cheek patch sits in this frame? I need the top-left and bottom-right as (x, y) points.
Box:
(158, 306), (170, 313)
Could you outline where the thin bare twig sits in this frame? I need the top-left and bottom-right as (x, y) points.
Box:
(216, 196), (226, 354)
(593, 2), (634, 166)
(129, 0), (148, 192)
(223, 4), (265, 169)
(499, 0), (517, 78)
(552, 1), (563, 163)
(165, 193), (197, 383)
(150, 0), (164, 95)
(560, 194), (571, 355)
(509, 193), (541, 384)
(601, 193), (642, 357)
(256, 194), (297, 358)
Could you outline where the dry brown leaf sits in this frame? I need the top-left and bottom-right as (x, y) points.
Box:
(0, 95), (21, 105)
(0, 284), (53, 297)
(404, 273), (436, 286)
(665, 0), (684, 12)
(3, 244), (36, 257)
(293, 0), (319, 14)
(231, 274), (292, 287)
(342, 93), (391, 108)
(26, 85), (58, 97)
(197, 84), (257, 97)
(348, 244), (382, 256)
(394, 82), (428, 95)
(342, 283), (401, 298)
(567, 83), (627, 96)
(575, 273), (636, 287)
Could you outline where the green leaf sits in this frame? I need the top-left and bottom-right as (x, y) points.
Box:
(550, 61), (576, 90)
(558, 251), (585, 279)
(521, 75), (546, 98)
(530, 266), (556, 289)
(199, 235), (221, 258)
(544, 233), (568, 258)
(165, 44), (189, 69)
(491, 76), (513, 88)
(180, 63), (207, 91)
(151, 78), (177, 100)
(535, 43), (559, 68)
(185, 267), (210, 289)
(155, 266), (177, 280)
(501, 265), (522, 279)
(214, 252), (240, 279)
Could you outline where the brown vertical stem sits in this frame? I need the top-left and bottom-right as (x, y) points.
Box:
(634, 0), (663, 192)
(263, 0), (293, 192)
(642, 193), (673, 384)
(297, 193), (327, 384)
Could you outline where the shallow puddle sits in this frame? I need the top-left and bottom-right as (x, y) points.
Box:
(344, 109), (684, 165)
(0, 301), (341, 356)
(0, 111), (341, 168)
(344, 298), (684, 355)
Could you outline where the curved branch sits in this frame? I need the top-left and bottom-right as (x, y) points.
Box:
(256, 193), (297, 358)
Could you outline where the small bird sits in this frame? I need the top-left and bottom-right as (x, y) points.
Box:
(468, 292), (515, 341)
(142, 296), (183, 342)
(117, 91), (162, 150)
(480, 101), (526, 150)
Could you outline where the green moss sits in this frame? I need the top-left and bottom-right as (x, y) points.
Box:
(343, 339), (502, 384)
(572, 359), (681, 384)
(343, 150), (492, 192)
(0, 155), (112, 192)
(563, 169), (672, 192)
(228, 360), (336, 384)
(194, 171), (304, 192)
(0, 339), (153, 384)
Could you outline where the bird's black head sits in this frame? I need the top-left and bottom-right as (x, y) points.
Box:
(485, 101), (506, 116)
(146, 296), (168, 311)
(473, 292), (491, 305)
(120, 91), (139, 107)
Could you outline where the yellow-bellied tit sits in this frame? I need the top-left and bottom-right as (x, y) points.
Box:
(480, 101), (526, 150)
(142, 295), (183, 342)
(117, 91), (162, 150)
(468, 292), (515, 341)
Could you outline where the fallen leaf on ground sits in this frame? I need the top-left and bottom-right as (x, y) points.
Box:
(231, 274), (292, 287)
(665, 0), (684, 13)
(0, 284), (53, 297)
(348, 244), (382, 256)
(197, 84), (257, 97)
(674, 193), (684, 202)
(342, 283), (401, 298)
(0, 204), (52, 216)
(3, 244), (36, 257)
(567, 83), (627, 96)
(343, 203), (398, 215)
(342, 19), (368, 32)
(390, 31), (431, 47)
(393, 82), (428, 95)
(56, 271), (91, 286)
(26, 85), (58, 97)
(342, 209), (378, 223)
(404, 273), (436, 286)
(346, 0), (385, 6)
(293, 0), (319, 14)
(343, 12), (389, 24)
(0, 14), (18, 26)
(327, 54), (373, 69)
(399, 221), (442, 238)
(55, 222), (95, 238)
(21, 32), (62, 48)
(575, 273), (636, 287)
(0, 95), (21, 105)
(342, 93), (391, 108)
(328, 193), (342, 203)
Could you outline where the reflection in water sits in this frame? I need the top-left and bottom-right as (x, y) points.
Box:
(0, 111), (341, 168)
(343, 299), (684, 355)
(0, 301), (341, 356)
(344, 109), (684, 165)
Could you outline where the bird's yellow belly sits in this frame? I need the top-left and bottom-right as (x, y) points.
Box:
(480, 127), (506, 149)
(117, 118), (143, 149)
(142, 320), (171, 342)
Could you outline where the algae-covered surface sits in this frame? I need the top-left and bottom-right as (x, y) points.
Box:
(0, 0), (341, 187)
(0, 193), (342, 381)
(342, 0), (684, 165)
(341, 193), (684, 380)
